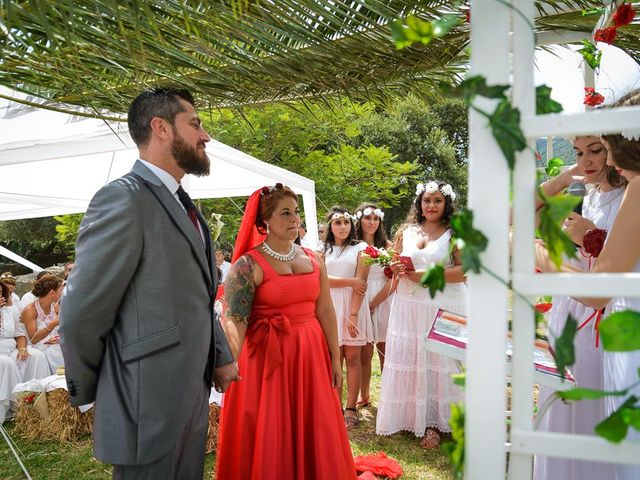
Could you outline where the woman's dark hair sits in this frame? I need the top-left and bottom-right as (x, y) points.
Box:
(0, 280), (10, 301)
(255, 183), (299, 234)
(354, 202), (389, 248)
(406, 180), (456, 226)
(128, 88), (196, 147)
(601, 88), (640, 174)
(322, 206), (358, 254)
(32, 274), (63, 298)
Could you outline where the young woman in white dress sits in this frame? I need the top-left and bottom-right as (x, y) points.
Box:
(534, 136), (626, 480)
(376, 181), (467, 448)
(1, 280), (49, 422)
(354, 203), (396, 410)
(536, 89), (640, 480)
(20, 274), (65, 374)
(321, 206), (372, 428)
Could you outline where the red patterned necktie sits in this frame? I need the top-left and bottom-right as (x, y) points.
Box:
(177, 186), (200, 232)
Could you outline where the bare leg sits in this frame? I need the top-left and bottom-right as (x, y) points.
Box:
(377, 342), (386, 372)
(359, 343), (373, 407)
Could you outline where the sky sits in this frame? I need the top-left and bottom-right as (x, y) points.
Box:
(534, 44), (640, 113)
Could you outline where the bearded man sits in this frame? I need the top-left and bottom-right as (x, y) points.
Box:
(60, 88), (238, 480)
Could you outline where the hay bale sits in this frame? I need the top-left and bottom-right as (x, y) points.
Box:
(13, 389), (93, 442)
(205, 403), (220, 454)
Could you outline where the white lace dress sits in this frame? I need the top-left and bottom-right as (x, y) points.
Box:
(604, 258), (640, 480)
(323, 242), (374, 347)
(367, 264), (394, 343)
(376, 226), (467, 436)
(30, 300), (64, 374)
(0, 305), (22, 423)
(535, 187), (624, 480)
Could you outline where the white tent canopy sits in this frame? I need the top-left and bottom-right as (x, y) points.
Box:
(0, 89), (318, 249)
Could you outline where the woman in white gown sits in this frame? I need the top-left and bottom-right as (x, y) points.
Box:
(20, 274), (64, 374)
(376, 181), (467, 448)
(1, 280), (49, 423)
(354, 203), (396, 409)
(534, 136), (625, 480)
(321, 206), (372, 428)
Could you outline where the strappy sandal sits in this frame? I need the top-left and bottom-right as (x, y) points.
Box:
(420, 428), (441, 449)
(356, 396), (370, 410)
(344, 407), (359, 429)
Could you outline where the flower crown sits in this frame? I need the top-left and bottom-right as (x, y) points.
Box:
(355, 207), (385, 221)
(415, 181), (457, 201)
(329, 212), (353, 222)
(260, 183), (285, 196)
(621, 129), (640, 142)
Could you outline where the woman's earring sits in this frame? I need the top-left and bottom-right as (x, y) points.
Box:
(266, 223), (270, 235)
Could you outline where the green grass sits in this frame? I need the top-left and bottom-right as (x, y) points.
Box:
(1, 356), (454, 479)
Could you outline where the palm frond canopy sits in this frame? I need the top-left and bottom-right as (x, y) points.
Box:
(0, 0), (630, 115)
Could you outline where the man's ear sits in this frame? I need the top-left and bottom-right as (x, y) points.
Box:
(149, 117), (172, 140)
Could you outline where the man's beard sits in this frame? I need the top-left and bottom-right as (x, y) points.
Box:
(171, 131), (210, 177)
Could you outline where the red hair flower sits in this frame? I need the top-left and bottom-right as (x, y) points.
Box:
(534, 303), (553, 314)
(594, 27), (617, 44)
(613, 3), (636, 27)
(584, 87), (605, 106)
(260, 186), (270, 196)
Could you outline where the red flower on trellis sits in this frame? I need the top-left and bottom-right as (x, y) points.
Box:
(594, 26), (617, 44)
(613, 3), (636, 27)
(534, 303), (553, 314)
(584, 87), (605, 106)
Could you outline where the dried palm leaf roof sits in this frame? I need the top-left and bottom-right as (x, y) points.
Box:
(0, 0), (633, 117)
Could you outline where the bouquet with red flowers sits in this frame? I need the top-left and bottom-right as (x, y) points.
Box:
(361, 245), (397, 279)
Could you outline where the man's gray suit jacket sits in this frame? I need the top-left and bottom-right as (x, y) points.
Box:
(60, 160), (233, 465)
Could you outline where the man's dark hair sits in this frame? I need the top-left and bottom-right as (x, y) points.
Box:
(128, 88), (196, 147)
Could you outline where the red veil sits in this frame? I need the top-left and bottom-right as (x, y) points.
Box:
(231, 188), (266, 263)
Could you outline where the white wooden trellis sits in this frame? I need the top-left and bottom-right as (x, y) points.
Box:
(466, 1), (640, 479)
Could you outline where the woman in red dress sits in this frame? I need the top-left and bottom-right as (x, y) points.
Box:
(215, 184), (357, 479)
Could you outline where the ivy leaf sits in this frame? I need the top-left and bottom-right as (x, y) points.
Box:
(442, 402), (465, 479)
(545, 157), (565, 178)
(552, 314), (578, 379)
(391, 15), (434, 49)
(488, 99), (527, 170)
(452, 372), (466, 387)
(421, 263), (446, 298)
(599, 310), (640, 352)
(621, 407), (640, 431)
(558, 386), (628, 402)
(432, 14), (461, 37)
(449, 210), (488, 274)
(444, 75), (509, 104)
(537, 189), (580, 268)
(595, 396), (638, 443)
(536, 85), (564, 114)
(578, 40), (602, 70)
(582, 7), (605, 16)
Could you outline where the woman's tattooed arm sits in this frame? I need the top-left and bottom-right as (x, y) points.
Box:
(223, 255), (256, 325)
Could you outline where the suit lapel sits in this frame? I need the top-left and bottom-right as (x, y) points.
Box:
(131, 162), (212, 287)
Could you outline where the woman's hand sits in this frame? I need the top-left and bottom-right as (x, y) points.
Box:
(350, 277), (367, 295)
(347, 316), (358, 338)
(563, 212), (596, 246)
(331, 356), (342, 389)
(389, 259), (405, 277)
(16, 348), (30, 361)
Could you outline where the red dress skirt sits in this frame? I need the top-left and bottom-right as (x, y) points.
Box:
(215, 248), (357, 479)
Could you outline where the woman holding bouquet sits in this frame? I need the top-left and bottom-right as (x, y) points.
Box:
(216, 185), (356, 479)
(321, 206), (372, 429)
(354, 202), (396, 409)
(376, 181), (467, 448)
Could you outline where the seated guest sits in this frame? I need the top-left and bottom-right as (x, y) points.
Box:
(63, 261), (75, 281)
(20, 274), (65, 374)
(1, 280), (49, 422)
(0, 273), (22, 310)
(20, 270), (49, 310)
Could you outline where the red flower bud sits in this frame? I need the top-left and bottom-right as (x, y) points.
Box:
(383, 266), (393, 279)
(594, 27), (617, 44)
(534, 303), (553, 314)
(613, 3), (635, 27)
(584, 87), (605, 107)
(364, 245), (380, 259)
(24, 392), (37, 404)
